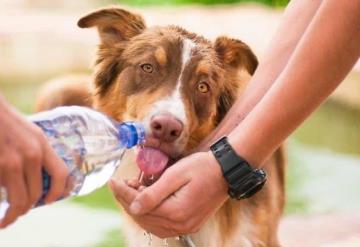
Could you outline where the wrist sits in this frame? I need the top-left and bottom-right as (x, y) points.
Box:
(227, 132), (262, 168)
(206, 151), (229, 198)
(209, 136), (267, 200)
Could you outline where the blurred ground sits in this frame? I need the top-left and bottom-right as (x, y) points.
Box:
(0, 203), (123, 247)
(0, 1), (360, 247)
(280, 212), (360, 247)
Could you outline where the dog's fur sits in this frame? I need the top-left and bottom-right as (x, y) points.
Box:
(36, 7), (285, 247)
(35, 74), (93, 112)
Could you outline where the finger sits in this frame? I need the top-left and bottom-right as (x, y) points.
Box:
(41, 142), (68, 204)
(23, 147), (42, 206)
(120, 201), (181, 239)
(62, 175), (75, 198)
(138, 195), (182, 219)
(0, 156), (29, 228)
(138, 185), (146, 192)
(109, 179), (181, 233)
(125, 177), (141, 189)
(137, 213), (202, 237)
(115, 190), (181, 233)
(130, 167), (189, 215)
(137, 213), (184, 237)
(139, 222), (178, 239)
(109, 179), (138, 206)
(138, 220), (180, 239)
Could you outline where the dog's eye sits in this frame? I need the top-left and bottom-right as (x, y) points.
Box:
(197, 82), (210, 93)
(141, 63), (154, 73)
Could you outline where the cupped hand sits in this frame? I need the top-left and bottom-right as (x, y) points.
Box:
(109, 151), (229, 238)
(0, 97), (68, 228)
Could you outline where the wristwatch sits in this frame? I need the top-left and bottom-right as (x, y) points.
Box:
(210, 136), (267, 200)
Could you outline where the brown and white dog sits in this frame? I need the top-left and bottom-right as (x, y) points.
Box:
(36, 7), (285, 247)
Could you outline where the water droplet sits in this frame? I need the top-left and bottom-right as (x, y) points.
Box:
(147, 232), (153, 246)
(139, 172), (144, 184)
(163, 238), (169, 246)
(143, 231), (153, 246)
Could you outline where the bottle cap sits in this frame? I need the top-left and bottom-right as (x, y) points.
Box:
(118, 122), (146, 148)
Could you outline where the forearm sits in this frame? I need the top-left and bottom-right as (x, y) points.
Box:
(198, 0), (322, 148)
(229, 0), (360, 166)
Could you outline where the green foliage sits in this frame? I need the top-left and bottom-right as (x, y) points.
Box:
(115, 0), (289, 7)
(0, 79), (42, 114)
(293, 100), (360, 155)
(284, 143), (310, 215)
(71, 186), (119, 211)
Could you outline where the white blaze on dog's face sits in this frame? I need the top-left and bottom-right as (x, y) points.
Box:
(78, 8), (258, 160)
(152, 39), (195, 127)
(140, 39), (196, 154)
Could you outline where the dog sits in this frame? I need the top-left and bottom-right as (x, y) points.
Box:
(35, 7), (285, 247)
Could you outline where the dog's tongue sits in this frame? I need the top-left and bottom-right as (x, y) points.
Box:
(136, 147), (169, 175)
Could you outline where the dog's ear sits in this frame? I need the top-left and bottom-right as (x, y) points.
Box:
(214, 37), (258, 123)
(78, 8), (145, 96)
(214, 36), (258, 75)
(216, 83), (238, 124)
(78, 7), (146, 47)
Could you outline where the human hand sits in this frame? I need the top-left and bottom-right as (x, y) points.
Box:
(0, 96), (68, 228)
(109, 151), (229, 238)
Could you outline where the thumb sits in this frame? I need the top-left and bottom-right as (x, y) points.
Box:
(129, 168), (187, 215)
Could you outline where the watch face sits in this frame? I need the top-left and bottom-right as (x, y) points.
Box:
(238, 179), (266, 199)
(234, 169), (267, 200)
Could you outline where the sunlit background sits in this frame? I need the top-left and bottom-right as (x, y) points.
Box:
(0, 0), (360, 246)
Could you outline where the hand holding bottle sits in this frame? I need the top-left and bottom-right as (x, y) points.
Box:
(0, 95), (68, 229)
(0, 103), (145, 226)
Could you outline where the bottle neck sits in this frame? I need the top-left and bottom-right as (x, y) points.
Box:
(117, 122), (145, 148)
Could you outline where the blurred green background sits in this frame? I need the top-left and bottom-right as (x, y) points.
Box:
(0, 0), (359, 246)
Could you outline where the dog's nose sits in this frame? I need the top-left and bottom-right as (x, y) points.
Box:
(150, 114), (183, 142)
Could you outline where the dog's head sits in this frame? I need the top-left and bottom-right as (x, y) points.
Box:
(78, 7), (257, 177)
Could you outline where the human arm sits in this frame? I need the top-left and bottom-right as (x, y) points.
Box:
(0, 95), (68, 228)
(198, 0), (324, 148)
(230, 0), (360, 166)
(110, 0), (360, 238)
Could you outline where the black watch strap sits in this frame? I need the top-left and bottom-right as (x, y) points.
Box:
(210, 136), (267, 200)
(210, 137), (252, 183)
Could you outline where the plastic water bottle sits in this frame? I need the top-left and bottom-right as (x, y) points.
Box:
(0, 106), (145, 218)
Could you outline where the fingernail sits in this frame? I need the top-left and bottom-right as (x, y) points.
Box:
(130, 201), (142, 215)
